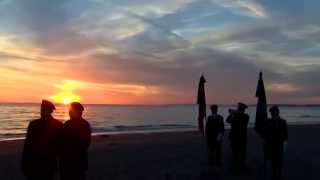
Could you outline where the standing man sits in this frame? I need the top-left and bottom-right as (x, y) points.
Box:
(60, 102), (91, 180)
(21, 100), (63, 180)
(227, 102), (249, 173)
(205, 105), (225, 167)
(264, 105), (288, 180)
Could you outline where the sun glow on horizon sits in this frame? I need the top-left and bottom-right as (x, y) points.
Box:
(49, 91), (81, 105)
(49, 80), (82, 105)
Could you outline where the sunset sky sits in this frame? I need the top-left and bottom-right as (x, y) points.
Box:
(0, 0), (319, 104)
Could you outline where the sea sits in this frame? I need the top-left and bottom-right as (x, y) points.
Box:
(0, 103), (319, 141)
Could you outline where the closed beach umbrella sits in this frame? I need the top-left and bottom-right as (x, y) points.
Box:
(197, 75), (206, 136)
(255, 71), (268, 137)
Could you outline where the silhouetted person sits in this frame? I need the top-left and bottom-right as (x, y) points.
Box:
(21, 100), (63, 180)
(205, 105), (225, 167)
(60, 102), (91, 180)
(263, 106), (288, 180)
(227, 102), (249, 173)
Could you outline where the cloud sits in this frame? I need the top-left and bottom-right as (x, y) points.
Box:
(0, 0), (320, 104)
(214, 0), (267, 18)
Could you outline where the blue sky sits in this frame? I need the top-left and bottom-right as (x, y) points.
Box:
(0, 0), (319, 104)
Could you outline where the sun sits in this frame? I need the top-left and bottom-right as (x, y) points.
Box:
(63, 97), (72, 105)
(49, 80), (82, 105)
(49, 92), (81, 105)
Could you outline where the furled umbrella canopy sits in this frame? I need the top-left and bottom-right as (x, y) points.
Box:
(197, 75), (206, 136)
(255, 71), (268, 138)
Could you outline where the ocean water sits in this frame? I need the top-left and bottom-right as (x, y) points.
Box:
(0, 103), (319, 140)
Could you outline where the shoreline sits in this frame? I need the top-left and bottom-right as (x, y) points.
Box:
(1, 123), (320, 142)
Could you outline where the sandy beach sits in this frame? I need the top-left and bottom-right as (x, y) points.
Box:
(0, 125), (319, 180)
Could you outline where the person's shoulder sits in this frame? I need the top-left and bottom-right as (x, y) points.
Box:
(265, 119), (273, 126)
(238, 113), (249, 119)
(63, 119), (72, 126)
(29, 119), (41, 126)
(207, 115), (213, 120)
(280, 118), (287, 125)
(243, 113), (250, 119)
(30, 118), (41, 123)
(217, 114), (224, 120)
(82, 118), (91, 127)
(51, 118), (63, 127)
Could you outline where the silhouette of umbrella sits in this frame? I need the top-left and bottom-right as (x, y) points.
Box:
(255, 71), (268, 138)
(197, 75), (206, 136)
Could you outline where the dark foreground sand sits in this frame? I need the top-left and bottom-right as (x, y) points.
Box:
(0, 125), (319, 180)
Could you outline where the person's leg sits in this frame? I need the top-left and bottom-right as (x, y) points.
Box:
(230, 141), (235, 167)
(231, 141), (240, 170)
(60, 172), (68, 180)
(272, 151), (283, 180)
(45, 174), (54, 180)
(272, 157), (280, 180)
(207, 143), (214, 165)
(74, 171), (87, 180)
(238, 140), (248, 171)
(61, 170), (86, 180)
(26, 174), (54, 180)
(32, 174), (54, 180)
(80, 171), (87, 180)
(243, 140), (247, 169)
(216, 141), (222, 167)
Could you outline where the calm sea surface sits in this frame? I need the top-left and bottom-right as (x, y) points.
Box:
(0, 104), (319, 140)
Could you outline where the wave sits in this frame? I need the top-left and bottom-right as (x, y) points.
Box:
(288, 115), (320, 119)
(92, 124), (195, 133)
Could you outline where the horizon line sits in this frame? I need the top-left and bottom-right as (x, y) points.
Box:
(0, 102), (320, 106)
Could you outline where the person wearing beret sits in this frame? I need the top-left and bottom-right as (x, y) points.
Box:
(60, 102), (91, 180)
(205, 104), (225, 167)
(21, 100), (63, 180)
(264, 105), (288, 180)
(227, 102), (250, 173)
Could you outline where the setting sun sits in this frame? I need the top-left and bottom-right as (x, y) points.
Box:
(48, 81), (82, 104)
(50, 92), (81, 105)
(63, 97), (72, 105)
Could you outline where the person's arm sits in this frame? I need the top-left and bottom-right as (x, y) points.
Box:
(221, 116), (225, 134)
(216, 116), (224, 141)
(226, 115), (232, 124)
(56, 123), (64, 158)
(85, 122), (92, 148)
(283, 120), (288, 152)
(284, 120), (288, 141)
(21, 122), (32, 175)
(245, 114), (250, 127)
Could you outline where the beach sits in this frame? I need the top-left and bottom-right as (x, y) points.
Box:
(0, 125), (319, 180)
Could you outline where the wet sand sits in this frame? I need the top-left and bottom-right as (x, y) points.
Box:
(0, 125), (319, 180)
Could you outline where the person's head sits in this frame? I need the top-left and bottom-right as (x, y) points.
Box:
(237, 102), (248, 114)
(210, 105), (218, 114)
(269, 105), (280, 119)
(40, 100), (55, 118)
(69, 102), (84, 119)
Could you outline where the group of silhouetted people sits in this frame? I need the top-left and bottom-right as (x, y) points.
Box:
(20, 100), (288, 180)
(21, 100), (91, 180)
(205, 103), (288, 180)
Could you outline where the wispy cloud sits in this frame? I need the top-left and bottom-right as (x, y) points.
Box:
(0, 0), (319, 104)
(214, 0), (267, 18)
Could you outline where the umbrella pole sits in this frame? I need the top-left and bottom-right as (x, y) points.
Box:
(263, 156), (266, 180)
(263, 146), (267, 180)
